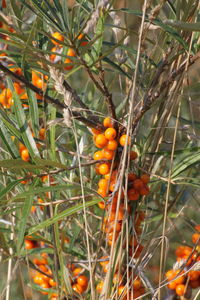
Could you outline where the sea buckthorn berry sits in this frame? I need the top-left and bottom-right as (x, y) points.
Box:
(98, 201), (105, 209)
(67, 48), (76, 57)
(167, 281), (177, 290)
(192, 233), (200, 244)
(77, 275), (88, 287)
(93, 150), (104, 160)
(99, 163), (111, 175)
(127, 188), (140, 201)
(104, 170), (117, 180)
(140, 186), (150, 196)
(175, 246), (185, 258)
(96, 281), (104, 294)
(195, 225), (200, 232)
(39, 128), (46, 140)
(109, 180), (116, 192)
(130, 151), (138, 160)
(33, 257), (48, 265)
(40, 282), (51, 295)
(95, 134), (108, 147)
(64, 58), (73, 70)
(140, 174), (150, 184)
(100, 256), (109, 267)
(105, 221), (121, 233)
(133, 278), (142, 290)
(102, 149), (115, 160)
(103, 117), (113, 128)
(91, 128), (102, 135)
(105, 139), (118, 151)
(97, 188), (107, 198)
(95, 163), (101, 174)
(104, 128), (117, 140)
(128, 173), (137, 181)
(51, 32), (64, 45)
(72, 283), (85, 294)
(133, 179), (144, 191)
(173, 270), (185, 285)
(165, 269), (176, 280)
(118, 285), (127, 296)
(113, 273), (123, 285)
(119, 134), (130, 146)
(188, 270), (200, 281)
(33, 273), (44, 285)
(175, 284), (186, 296)
(73, 268), (83, 277)
(25, 239), (37, 250)
(49, 278), (57, 287)
(98, 178), (108, 190)
(189, 279), (200, 289)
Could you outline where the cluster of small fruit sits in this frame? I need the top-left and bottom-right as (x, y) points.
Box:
(165, 225), (200, 297)
(50, 32), (88, 70)
(25, 237), (89, 298)
(25, 237), (58, 299)
(18, 127), (45, 162)
(96, 256), (145, 299)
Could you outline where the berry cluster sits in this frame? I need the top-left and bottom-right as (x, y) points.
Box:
(165, 225), (200, 297)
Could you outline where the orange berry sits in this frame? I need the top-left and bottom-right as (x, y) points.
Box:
(95, 163), (101, 174)
(133, 179), (144, 191)
(104, 128), (117, 141)
(167, 281), (177, 290)
(51, 32), (64, 46)
(77, 275), (88, 287)
(140, 174), (150, 184)
(97, 188), (107, 198)
(33, 273), (44, 285)
(130, 151), (138, 160)
(67, 48), (76, 57)
(113, 273), (123, 285)
(188, 270), (200, 281)
(73, 267), (83, 277)
(175, 284), (186, 296)
(93, 150), (104, 160)
(105, 139), (118, 150)
(98, 178), (109, 190)
(192, 233), (200, 244)
(119, 134), (130, 146)
(100, 256), (109, 267)
(64, 58), (73, 70)
(173, 270), (185, 285)
(98, 201), (105, 209)
(102, 148), (115, 160)
(165, 270), (176, 280)
(118, 285), (127, 296)
(40, 281), (50, 295)
(189, 279), (200, 289)
(128, 173), (137, 181)
(109, 180), (116, 192)
(195, 225), (200, 232)
(72, 283), (85, 294)
(104, 170), (117, 180)
(96, 281), (104, 293)
(99, 163), (110, 175)
(39, 128), (46, 140)
(103, 117), (113, 128)
(175, 246), (185, 258)
(91, 128), (102, 135)
(127, 188), (139, 201)
(49, 278), (57, 287)
(25, 239), (37, 250)
(95, 134), (108, 147)
(140, 186), (150, 196)
(133, 278), (142, 290)
(21, 148), (30, 161)
(33, 257), (48, 265)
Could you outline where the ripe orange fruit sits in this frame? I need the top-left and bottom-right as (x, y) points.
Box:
(64, 58), (73, 70)
(96, 281), (104, 293)
(104, 128), (117, 140)
(99, 256), (109, 267)
(127, 188), (139, 201)
(105, 140), (118, 151)
(25, 239), (37, 250)
(103, 117), (113, 128)
(192, 233), (200, 244)
(77, 275), (88, 287)
(175, 284), (186, 296)
(140, 174), (150, 184)
(119, 134), (130, 146)
(72, 283), (85, 294)
(98, 201), (105, 209)
(133, 278), (142, 290)
(33, 257), (48, 265)
(167, 281), (177, 290)
(73, 267), (83, 277)
(21, 148), (30, 162)
(33, 273), (44, 285)
(133, 179), (144, 191)
(189, 279), (200, 289)
(188, 270), (200, 281)
(97, 188), (107, 198)
(95, 134), (108, 147)
(195, 225), (200, 232)
(91, 128), (102, 135)
(109, 180), (116, 192)
(140, 186), (150, 196)
(98, 178), (108, 190)
(102, 149), (115, 160)
(113, 273), (123, 285)
(39, 128), (46, 140)
(118, 285), (127, 296)
(51, 32), (64, 45)
(99, 163), (110, 175)
(130, 151), (138, 160)
(165, 269), (176, 280)
(67, 48), (76, 57)
(49, 278), (57, 287)
(93, 150), (104, 160)
(128, 173), (137, 181)
(40, 281), (51, 295)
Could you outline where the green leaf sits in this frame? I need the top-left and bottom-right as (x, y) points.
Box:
(164, 20), (200, 32)
(172, 151), (200, 178)
(17, 195), (34, 253)
(103, 56), (132, 79)
(0, 180), (21, 200)
(28, 199), (100, 235)
(91, 16), (104, 60)
(0, 118), (19, 158)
